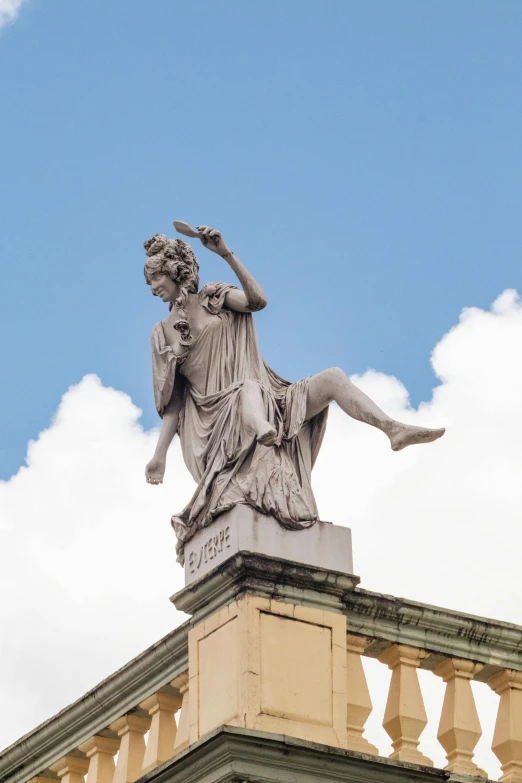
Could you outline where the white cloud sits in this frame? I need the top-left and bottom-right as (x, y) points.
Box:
(0, 0), (27, 29)
(2, 290), (522, 777)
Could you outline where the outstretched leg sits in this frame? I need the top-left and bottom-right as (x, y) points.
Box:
(240, 379), (278, 446)
(306, 368), (445, 451)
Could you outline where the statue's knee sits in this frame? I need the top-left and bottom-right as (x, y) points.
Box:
(326, 367), (348, 385)
(241, 379), (263, 398)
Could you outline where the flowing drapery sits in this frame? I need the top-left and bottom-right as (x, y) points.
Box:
(151, 283), (328, 563)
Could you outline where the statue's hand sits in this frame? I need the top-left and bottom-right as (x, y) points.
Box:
(197, 226), (231, 257)
(145, 455), (166, 485)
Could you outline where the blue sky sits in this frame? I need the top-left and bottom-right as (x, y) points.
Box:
(1, 0), (521, 478)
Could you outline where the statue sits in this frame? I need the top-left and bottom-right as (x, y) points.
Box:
(144, 223), (445, 563)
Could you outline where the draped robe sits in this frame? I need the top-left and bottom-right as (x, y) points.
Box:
(151, 283), (328, 563)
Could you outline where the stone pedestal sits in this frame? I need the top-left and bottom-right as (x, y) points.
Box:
(183, 506), (354, 586)
(171, 509), (359, 751)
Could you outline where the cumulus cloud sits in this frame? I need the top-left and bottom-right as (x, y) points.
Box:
(0, 0), (27, 29)
(0, 375), (193, 751)
(2, 290), (522, 777)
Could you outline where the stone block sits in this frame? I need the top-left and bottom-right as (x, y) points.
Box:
(187, 594), (348, 749)
(259, 612), (333, 725)
(198, 615), (240, 735)
(184, 505), (354, 585)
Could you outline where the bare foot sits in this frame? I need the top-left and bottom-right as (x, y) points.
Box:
(255, 420), (278, 447)
(388, 421), (445, 452)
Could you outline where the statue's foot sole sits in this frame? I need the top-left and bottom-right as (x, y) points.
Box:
(390, 425), (445, 452)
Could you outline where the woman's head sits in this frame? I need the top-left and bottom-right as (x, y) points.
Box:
(143, 234), (200, 307)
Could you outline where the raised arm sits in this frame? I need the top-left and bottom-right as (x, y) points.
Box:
(197, 226), (267, 313)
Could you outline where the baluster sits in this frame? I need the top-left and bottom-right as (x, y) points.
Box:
(378, 644), (433, 766)
(50, 756), (89, 783)
(109, 714), (150, 783)
(78, 736), (120, 783)
(171, 673), (189, 753)
(346, 634), (378, 754)
(434, 658), (486, 776)
(140, 692), (181, 772)
(28, 776), (59, 783)
(488, 669), (522, 783)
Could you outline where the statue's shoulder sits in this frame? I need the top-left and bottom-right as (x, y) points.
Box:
(150, 320), (167, 349)
(199, 281), (238, 315)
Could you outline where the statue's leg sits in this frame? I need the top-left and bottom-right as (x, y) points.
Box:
(240, 379), (278, 446)
(305, 368), (445, 451)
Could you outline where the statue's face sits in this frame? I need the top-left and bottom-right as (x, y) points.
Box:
(149, 273), (179, 303)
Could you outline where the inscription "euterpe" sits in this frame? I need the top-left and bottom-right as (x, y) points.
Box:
(188, 526), (231, 573)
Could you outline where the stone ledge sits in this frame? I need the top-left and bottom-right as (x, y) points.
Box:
(172, 551), (522, 676)
(136, 725), (481, 783)
(344, 589), (522, 680)
(171, 551), (361, 621)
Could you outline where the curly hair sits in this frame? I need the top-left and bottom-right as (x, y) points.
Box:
(144, 234), (199, 303)
(144, 234), (200, 345)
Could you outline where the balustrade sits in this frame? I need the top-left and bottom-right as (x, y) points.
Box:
(24, 645), (522, 783)
(378, 644), (433, 766)
(12, 585), (522, 783)
(139, 693), (181, 773)
(49, 757), (89, 783)
(345, 634), (378, 754)
(170, 674), (190, 754)
(488, 670), (522, 783)
(78, 737), (119, 783)
(434, 658), (486, 776)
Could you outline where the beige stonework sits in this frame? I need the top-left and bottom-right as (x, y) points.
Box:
(197, 604), (240, 738)
(139, 692), (181, 773)
(434, 658), (486, 777)
(187, 595), (348, 748)
(78, 736), (119, 783)
(345, 634), (378, 755)
(170, 673), (190, 754)
(109, 715), (151, 783)
(488, 669), (522, 783)
(50, 756), (89, 783)
(378, 645), (433, 766)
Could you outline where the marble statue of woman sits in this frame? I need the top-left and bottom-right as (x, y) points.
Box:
(144, 225), (444, 563)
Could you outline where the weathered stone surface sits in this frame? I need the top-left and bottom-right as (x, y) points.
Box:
(183, 506), (354, 585)
(344, 592), (522, 680)
(172, 552), (360, 622)
(136, 725), (451, 783)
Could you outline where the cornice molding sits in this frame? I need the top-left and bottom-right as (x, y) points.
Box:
(172, 552), (522, 678)
(137, 725), (454, 783)
(344, 589), (522, 680)
(171, 552), (361, 621)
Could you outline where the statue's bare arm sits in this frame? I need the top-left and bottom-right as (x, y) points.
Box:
(196, 227), (445, 454)
(145, 382), (184, 485)
(197, 226), (267, 313)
